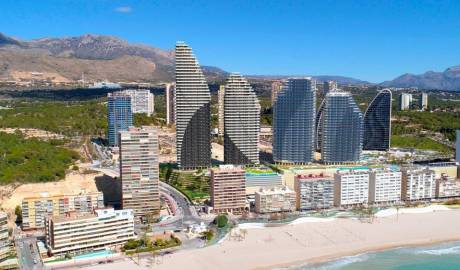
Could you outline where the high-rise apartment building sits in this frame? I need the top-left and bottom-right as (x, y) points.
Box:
(175, 42), (211, 169)
(321, 92), (363, 164)
(121, 89), (155, 116)
(255, 186), (296, 214)
(166, 83), (176, 125)
(273, 78), (316, 164)
(218, 85), (225, 136)
(323, 80), (337, 95)
(368, 168), (401, 204)
(363, 89), (392, 151)
(119, 127), (160, 218)
(210, 165), (246, 214)
(108, 92), (132, 146)
(400, 93), (412, 111)
(0, 212), (9, 262)
(401, 167), (436, 201)
(271, 80), (283, 106)
(22, 191), (104, 229)
(295, 174), (334, 211)
(421, 92), (428, 110)
(45, 208), (134, 256)
(224, 74), (260, 165)
(334, 169), (369, 207)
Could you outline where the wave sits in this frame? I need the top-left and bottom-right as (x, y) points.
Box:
(295, 253), (371, 270)
(413, 245), (460, 256)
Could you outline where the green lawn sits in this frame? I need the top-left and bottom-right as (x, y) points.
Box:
(160, 165), (210, 200)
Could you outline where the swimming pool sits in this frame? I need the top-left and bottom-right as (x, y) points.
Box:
(74, 250), (113, 260)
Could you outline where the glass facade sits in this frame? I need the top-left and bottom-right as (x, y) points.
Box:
(363, 89), (392, 151)
(273, 78), (316, 163)
(321, 92), (363, 163)
(108, 93), (132, 146)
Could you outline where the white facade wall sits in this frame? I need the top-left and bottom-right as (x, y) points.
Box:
(334, 171), (369, 207)
(369, 171), (402, 204)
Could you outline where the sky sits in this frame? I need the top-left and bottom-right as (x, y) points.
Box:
(1, 0), (460, 83)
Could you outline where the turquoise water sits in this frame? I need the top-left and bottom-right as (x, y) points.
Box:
(290, 242), (460, 270)
(74, 250), (112, 260)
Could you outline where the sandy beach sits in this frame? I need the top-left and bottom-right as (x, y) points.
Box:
(79, 207), (460, 270)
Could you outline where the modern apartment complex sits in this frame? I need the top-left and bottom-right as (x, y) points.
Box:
(45, 208), (135, 256)
(224, 74), (260, 165)
(107, 92), (133, 146)
(0, 212), (9, 262)
(401, 167), (436, 201)
(22, 191), (104, 229)
(255, 186), (296, 214)
(175, 42), (211, 169)
(400, 93), (412, 111)
(119, 127), (160, 218)
(322, 80), (337, 95)
(334, 169), (369, 207)
(363, 89), (392, 151)
(436, 174), (460, 198)
(295, 174), (334, 211)
(273, 78), (316, 164)
(321, 91), (363, 164)
(369, 168), (402, 204)
(166, 83), (176, 125)
(210, 165), (247, 214)
(218, 85), (225, 136)
(121, 89), (154, 116)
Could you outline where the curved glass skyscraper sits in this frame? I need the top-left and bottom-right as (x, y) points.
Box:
(273, 78), (316, 164)
(315, 99), (326, 151)
(175, 42), (211, 169)
(363, 89), (392, 151)
(321, 91), (363, 163)
(224, 74), (260, 165)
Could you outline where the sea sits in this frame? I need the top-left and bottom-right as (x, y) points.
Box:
(289, 241), (460, 270)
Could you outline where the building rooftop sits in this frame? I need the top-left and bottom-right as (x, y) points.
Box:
(256, 186), (294, 195)
(296, 173), (332, 180)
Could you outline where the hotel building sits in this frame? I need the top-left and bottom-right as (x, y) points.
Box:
(0, 212), (9, 262)
(334, 169), (369, 207)
(175, 42), (211, 169)
(210, 165), (247, 214)
(119, 127), (160, 219)
(224, 74), (260, 165)
(22, 191), (104, 230)
(273, 78), (316, 164)
(255, 186), (296, 214)
(166, 83), (176, 125)
(108, 92), (132, 146)
(401, 167), (436, 201)
(45, 208), (134, 256)
(295, 174), (334, 211)
(400, 93), (412, 111)
(368, 168), (402, 204)
(321, 91), (363, 164)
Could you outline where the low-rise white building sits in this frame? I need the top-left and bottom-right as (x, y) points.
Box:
(255, 186), (296, 214)
(45, 208), (134, 256)
(369, 168), (402, 204)
(334, 169), (369, 207)
(436, 174), (460, 198)
(401, 167), (436, 201)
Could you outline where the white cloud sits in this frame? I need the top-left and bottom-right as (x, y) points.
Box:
(115, 6), (132, 13)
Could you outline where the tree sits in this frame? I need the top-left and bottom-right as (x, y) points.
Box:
(14, 205), (22, 223)
(214, 214), (228, 228)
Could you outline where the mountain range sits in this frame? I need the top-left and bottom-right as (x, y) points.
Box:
(1, 33), (460, 90)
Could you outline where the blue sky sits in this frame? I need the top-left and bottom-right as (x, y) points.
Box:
(2, 0), (460, 82)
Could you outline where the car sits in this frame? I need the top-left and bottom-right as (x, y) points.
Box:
(33, 259), (37, 264)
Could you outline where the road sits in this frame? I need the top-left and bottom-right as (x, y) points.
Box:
(16, 237), (44, 270)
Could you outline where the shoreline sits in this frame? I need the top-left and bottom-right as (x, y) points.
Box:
(261, 237), (460, 270)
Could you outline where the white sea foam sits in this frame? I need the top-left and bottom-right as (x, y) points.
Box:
(414, 245), (460, 256)
(302, 253), (370, 270)
(375, 205), (450, 218)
